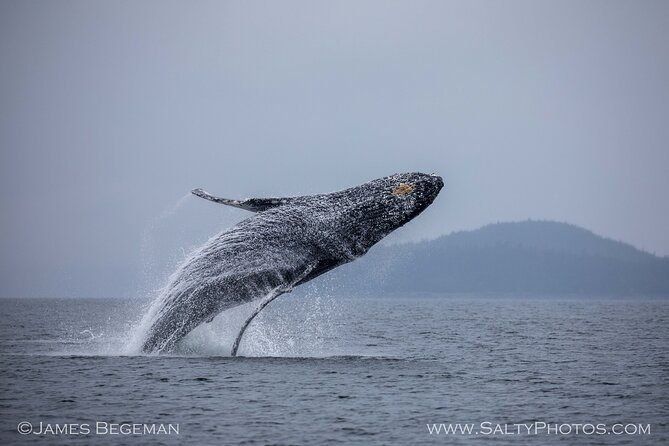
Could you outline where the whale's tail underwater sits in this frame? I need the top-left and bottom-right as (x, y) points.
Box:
(136, 172), (444, 355)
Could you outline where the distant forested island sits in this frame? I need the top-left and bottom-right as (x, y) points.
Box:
(325, 221), (669, 297)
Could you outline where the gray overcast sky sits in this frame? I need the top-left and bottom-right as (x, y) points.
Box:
(1, 1), (668, 297)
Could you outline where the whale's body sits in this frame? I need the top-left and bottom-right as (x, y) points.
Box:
(138, 172), (443, 354)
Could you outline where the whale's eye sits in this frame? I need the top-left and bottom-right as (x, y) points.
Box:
(391, 183), (415, 197)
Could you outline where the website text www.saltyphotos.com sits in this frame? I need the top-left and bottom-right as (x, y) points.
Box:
(16, 421), (179, 436)
(426, 422), (651, 436)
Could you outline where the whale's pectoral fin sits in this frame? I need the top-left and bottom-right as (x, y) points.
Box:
(191, 188), (291, 212)
(230, 262), (318, 356)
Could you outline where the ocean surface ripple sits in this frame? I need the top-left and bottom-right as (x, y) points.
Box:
(0, 296), (667, 445)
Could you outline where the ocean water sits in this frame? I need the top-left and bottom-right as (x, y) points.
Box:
(0, 295), (667, 445)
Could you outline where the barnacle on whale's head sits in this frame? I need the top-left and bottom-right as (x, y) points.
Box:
(391, 183), (415, 197)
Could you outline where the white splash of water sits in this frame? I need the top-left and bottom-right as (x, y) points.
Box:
(172, 290), (343, 357)
(239, 293), (342, 357)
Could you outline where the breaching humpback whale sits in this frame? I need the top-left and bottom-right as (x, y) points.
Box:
(138, 172), (443, 355)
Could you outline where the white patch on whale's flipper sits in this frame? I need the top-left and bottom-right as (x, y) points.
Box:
(230, 262), (317, 356)
(191, 188), (291, 212)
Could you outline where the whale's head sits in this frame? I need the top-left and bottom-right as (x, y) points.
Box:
(336, 172), (444, 254)
(384, 172), (444, 221)
(377, 171), (443, 224)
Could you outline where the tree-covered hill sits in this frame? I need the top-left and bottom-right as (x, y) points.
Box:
(327, 221), (669, 296)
